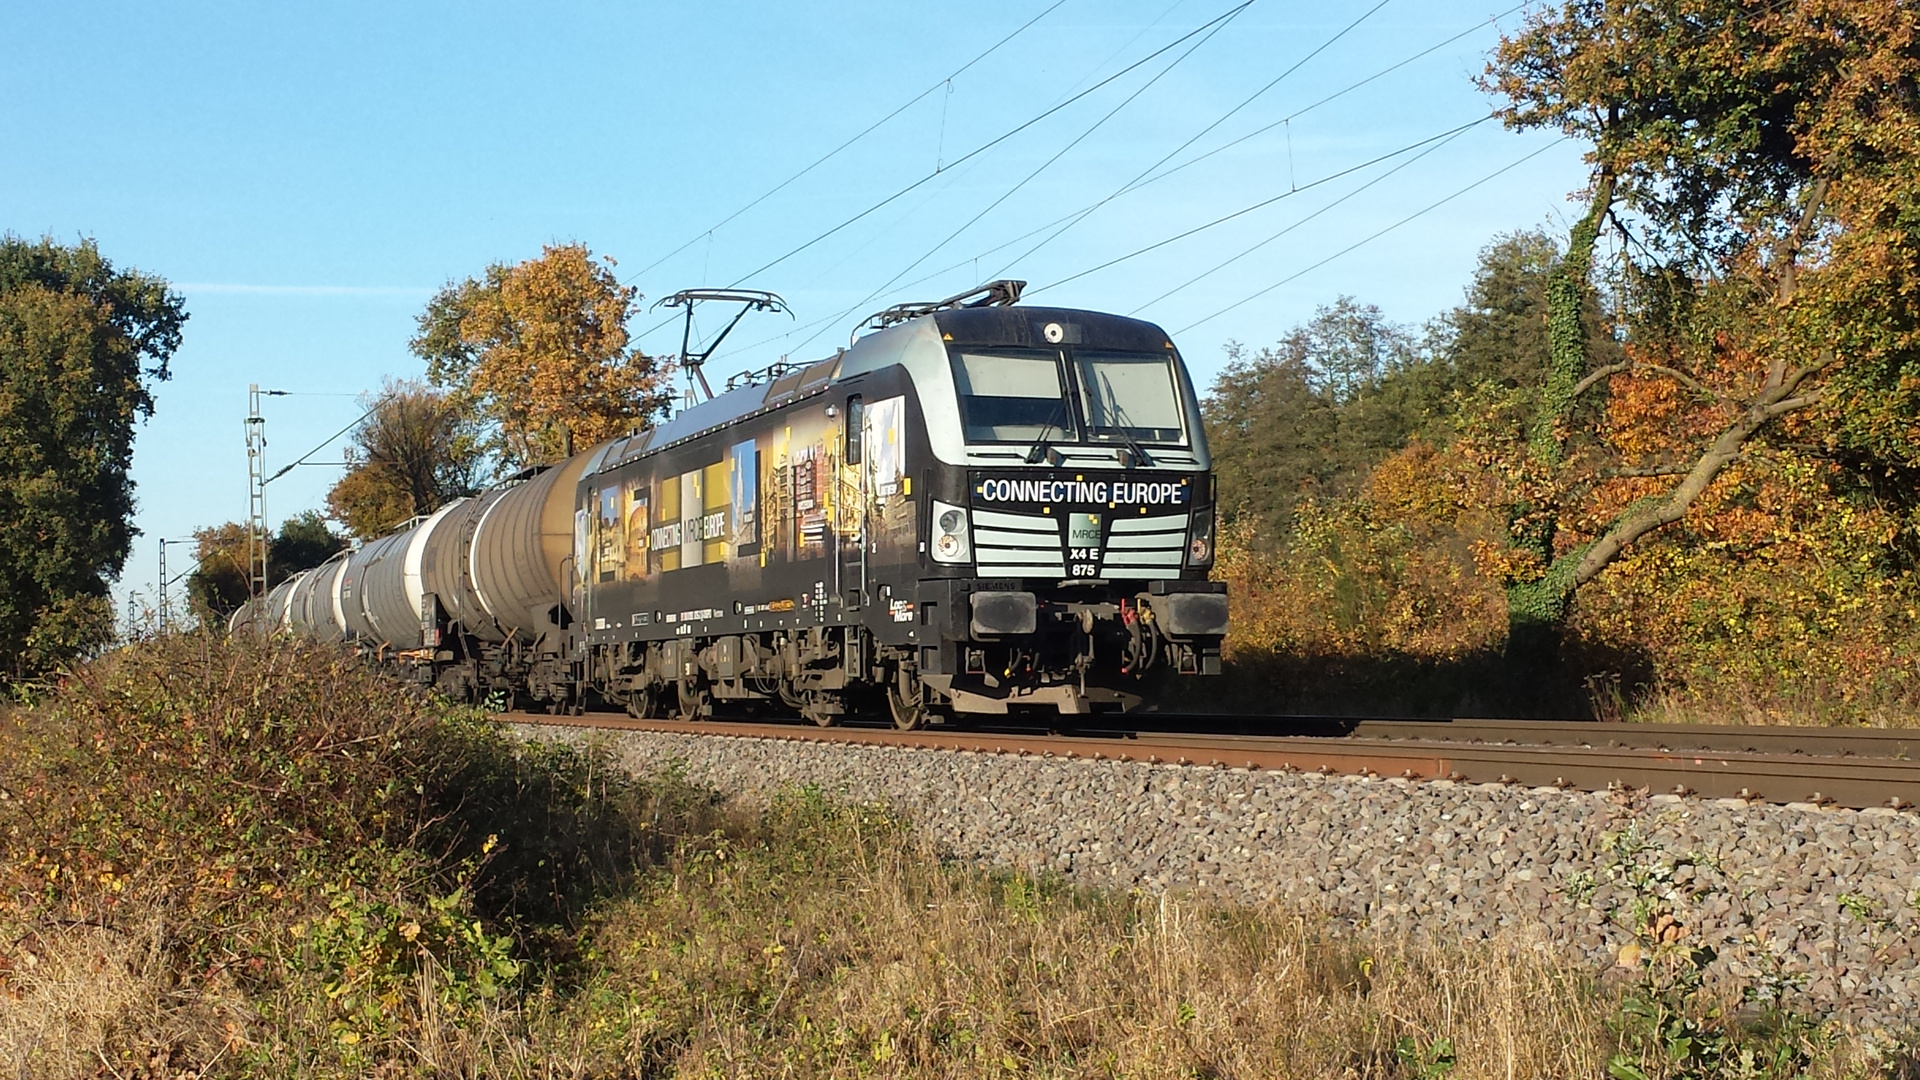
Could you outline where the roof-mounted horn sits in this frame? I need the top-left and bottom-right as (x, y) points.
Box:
(863, 279), (1025, 332)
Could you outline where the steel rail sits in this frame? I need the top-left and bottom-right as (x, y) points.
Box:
(503, 713), (1920, 812)
(1088, 715), (1920, 760)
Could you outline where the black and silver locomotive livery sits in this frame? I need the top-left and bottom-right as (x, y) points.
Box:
(243, 289), (1227, 728)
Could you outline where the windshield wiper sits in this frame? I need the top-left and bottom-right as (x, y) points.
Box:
(1093, 371), (1155, 468)
(1024, 402), (1066, 466)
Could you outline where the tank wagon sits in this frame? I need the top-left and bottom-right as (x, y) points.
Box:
(242, 291), (1228, 727)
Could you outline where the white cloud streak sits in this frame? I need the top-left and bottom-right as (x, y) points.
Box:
(176, 283), (435, 297)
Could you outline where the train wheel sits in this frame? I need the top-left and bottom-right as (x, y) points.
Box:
(624, 683), (660, 720)
(675, 679), (709, 722)
(888, 668), (929, 731)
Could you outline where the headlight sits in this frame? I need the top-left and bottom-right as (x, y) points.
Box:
(931, 500), (971, 564)
(1187, 505), (1214, 568)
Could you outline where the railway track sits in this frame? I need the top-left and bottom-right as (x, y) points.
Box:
(503, 711), (1920, 812)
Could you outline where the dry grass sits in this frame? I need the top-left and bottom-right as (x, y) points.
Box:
(0, 921), (254, 1080)
(561, 798), (1616, 1078)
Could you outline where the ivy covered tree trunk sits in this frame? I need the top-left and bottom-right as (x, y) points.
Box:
(1505, 174), (1613, 665)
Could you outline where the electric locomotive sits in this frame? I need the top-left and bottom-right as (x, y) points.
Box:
(239, 283), (1227, 728)
(572, 284), (1226, 727)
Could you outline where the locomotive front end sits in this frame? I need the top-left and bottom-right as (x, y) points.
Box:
(900, 306), (1227, 716)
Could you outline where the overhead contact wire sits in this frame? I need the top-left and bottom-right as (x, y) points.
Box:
(718, 0), (1257, 291)
(704, 7), (1525, 366)
(817, 0), (1256, 350)
(1023, 115), (1493, 299)
(1178, 137), (1569, 332)
(1129, 119), (1481, 311)
(992, 0), (1396, 278)
(1110, 2), (1525, 202)
(714, 117), (1496, 364)
(843, 5), (1525, 318)
(629, 0), (1072, 282)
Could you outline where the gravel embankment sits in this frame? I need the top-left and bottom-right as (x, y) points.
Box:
(517, 724), (1920, 1034)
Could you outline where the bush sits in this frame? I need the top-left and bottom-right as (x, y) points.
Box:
(0, 631), (719, 1073)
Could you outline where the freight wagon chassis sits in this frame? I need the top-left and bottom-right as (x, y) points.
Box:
(403, 630), (579, 713)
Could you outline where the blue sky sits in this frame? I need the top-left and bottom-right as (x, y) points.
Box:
(2, 1), (1587, 617)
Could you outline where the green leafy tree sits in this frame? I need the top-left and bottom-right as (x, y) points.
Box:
(1435, 229), (1622, 400)
(0, 236), (184, 679)
(272, 510), (345, 577)
(1204, 298), (1425, 537)
(325, 379), (486, 539)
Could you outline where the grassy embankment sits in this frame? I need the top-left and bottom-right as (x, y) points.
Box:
(0, 635), (1900, 1077)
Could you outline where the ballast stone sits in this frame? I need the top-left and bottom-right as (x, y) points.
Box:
(517, 723), (1920, 1036)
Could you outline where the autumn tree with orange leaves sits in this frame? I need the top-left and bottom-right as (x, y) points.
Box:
(1478, 0), (1920, 658)
(412, 243), (674, 467)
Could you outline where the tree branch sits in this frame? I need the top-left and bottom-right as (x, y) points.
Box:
(1564, 361), (1835, 596)
(1604, 456), (1741, 479)
(1570, 361), (1718, 402)
(1769, 179), (1830, 388)
(1781, 348), (1836, 394)
(1571, 361), (1635, 398)
(1763, 391), (1825, 418)
(1773, 177), (1830, 308)
(1639, 364), (1719, 399)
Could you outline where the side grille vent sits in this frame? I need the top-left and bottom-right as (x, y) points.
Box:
(970, 509), (1065, 577)
(1102, 514), (1188, 579)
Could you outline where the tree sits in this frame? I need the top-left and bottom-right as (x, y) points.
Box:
(1436, 229), (1623, 398)
(273, 511), (344, 577)
(1204, 268), (1623, 544)
(1204, 298), (1424, 537)
(325, 379), (486, 538)
(1480, 0), (1920, 652)
(186, 512), (344, 620)
(412, 243), (674, 466)
(187, 522), (250, 618)
(0, 236), (184, 679)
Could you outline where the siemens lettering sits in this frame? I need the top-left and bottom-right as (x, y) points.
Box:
(975, 477), (1189, 506)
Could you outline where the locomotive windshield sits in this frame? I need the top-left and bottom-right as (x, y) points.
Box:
(1075, 351), (1186, 444)
(951, 348), (1076, 442)
(949, 346), (1188, 445)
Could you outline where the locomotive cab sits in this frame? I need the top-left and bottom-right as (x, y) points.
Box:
(841, 305), (1225, 719)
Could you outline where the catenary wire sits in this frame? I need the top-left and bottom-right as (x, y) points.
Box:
(1177, 137), (1569, 332)
(823, 0), (1255, 344)
(627, 0), (1072, 282)
(871, 7), (1526, 318)
(631, 0), (1247, 350)
(717, 1), (1256, 291)
(1127, 120), (1481, 311)
(1023, 115), (1494, 299)
(674, 7), (1523, 366)
(633, 0), (1252, 353)
(989, 0), (1397, 279)
(1099, 1), (1526, 209)
(711, 116), (1497, 365)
